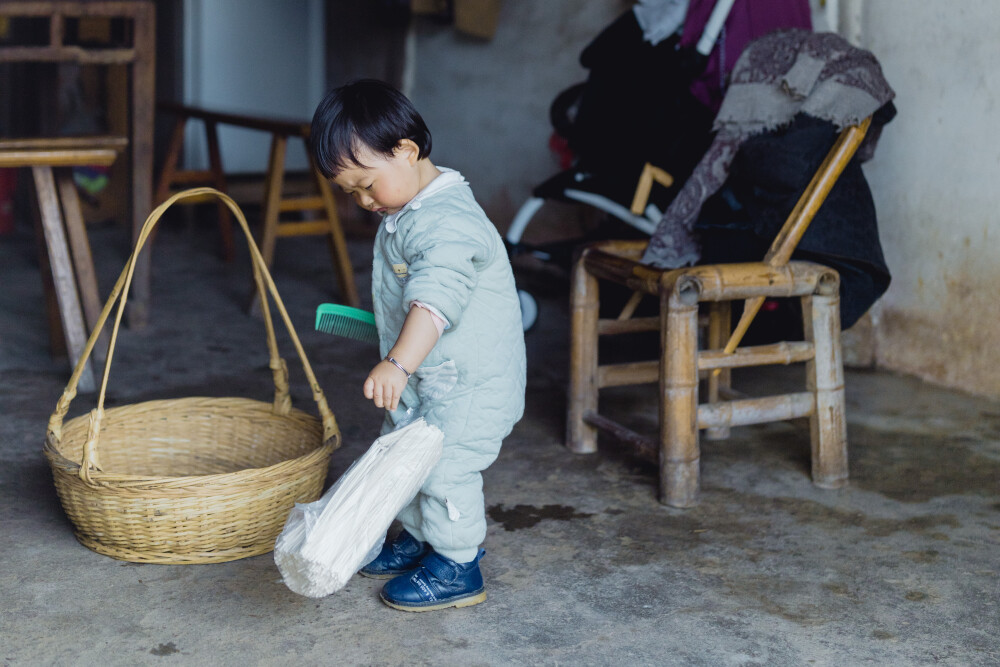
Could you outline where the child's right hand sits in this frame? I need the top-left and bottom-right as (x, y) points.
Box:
(365, 305), (440, 411)
(364, 359), (410, 411)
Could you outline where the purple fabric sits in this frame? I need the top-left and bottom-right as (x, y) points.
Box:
(679, 0), (812, 112)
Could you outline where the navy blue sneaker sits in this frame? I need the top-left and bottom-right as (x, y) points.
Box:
(358, 529), (430, 579)
(380, 549), (487, 612)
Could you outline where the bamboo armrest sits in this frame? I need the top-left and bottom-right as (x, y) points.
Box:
(158, 102), (310, 137)
(582, 246), (663, 296)
(583, 247), (839, 303)
(674, 261), (839, 302)
(585, 239), (650, 258)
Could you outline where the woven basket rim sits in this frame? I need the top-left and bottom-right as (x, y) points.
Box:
(75, 534), (275, 564)
(46, 396), (333, 489)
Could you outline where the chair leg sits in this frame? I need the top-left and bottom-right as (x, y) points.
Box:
(204, 120), (235, 262)
(258, 133), (287, 270)
(32, 166), (96, 393)
(147, 117), (187, 252)
(312, 161), (360, 308)
(249, 134), (287, 315)
(31, 193), (67, 358)
(567, 254), (599, 454)
(154, 117), (186, 206)
(660, 292), (700, 507)
(55, 170), (108, 364)
(803, 293), (848, 488)
(705, 301), (732, 440)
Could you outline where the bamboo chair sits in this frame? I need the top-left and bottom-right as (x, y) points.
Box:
(567, 117), (871, 508)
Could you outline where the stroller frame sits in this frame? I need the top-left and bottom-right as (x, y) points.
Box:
(507, 0), (736, 330)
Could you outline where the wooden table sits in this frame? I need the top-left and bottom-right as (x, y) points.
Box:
(0, 136), (128, 392)
(0, 1), (156, 328)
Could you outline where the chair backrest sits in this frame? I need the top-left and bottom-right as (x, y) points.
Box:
(763, 117), (872, 268)
(723, 116), (872, 354)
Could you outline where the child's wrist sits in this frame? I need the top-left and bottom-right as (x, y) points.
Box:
(384, 356), (411, 379)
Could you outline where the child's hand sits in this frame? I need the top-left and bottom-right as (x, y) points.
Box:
(364, 359), (410, 411)
(364, 305), (441, 411)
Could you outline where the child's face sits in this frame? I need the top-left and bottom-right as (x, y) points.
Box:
(332, 141), (423, 216)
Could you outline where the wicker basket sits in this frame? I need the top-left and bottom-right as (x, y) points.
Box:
(43, 188), (341, 564)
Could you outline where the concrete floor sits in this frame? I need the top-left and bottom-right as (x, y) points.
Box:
(1, 207), (998, 666)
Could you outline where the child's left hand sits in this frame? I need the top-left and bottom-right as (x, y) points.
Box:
(364, 359), (410, 411)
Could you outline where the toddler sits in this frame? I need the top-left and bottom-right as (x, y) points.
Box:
(310, 79), (526, 611)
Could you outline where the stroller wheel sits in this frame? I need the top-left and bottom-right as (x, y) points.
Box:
(518, 289), (538, 332)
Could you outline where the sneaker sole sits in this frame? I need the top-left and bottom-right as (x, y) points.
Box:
(357, 570), (402, 580)
(380, 590), (486, 612)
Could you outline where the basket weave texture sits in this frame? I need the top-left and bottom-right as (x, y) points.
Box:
(44, 188), (341, 564)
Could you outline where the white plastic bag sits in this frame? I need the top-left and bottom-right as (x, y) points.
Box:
(274, 418), (444, 598)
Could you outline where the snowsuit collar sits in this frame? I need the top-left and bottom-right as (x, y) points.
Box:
(383, 167), (467, 233)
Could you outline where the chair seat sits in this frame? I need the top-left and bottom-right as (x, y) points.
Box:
(582, 241), (841, 303)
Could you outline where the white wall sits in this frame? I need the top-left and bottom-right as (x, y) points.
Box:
(856, 1), (1000, 397)
(182, 0), (325, 173)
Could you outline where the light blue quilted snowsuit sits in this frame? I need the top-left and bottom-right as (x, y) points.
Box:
(373, 169), (526, 563)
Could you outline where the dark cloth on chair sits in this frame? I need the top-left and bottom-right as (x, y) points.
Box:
(696, 111), (894, 329)
(642, 28), (897, 328)
(567, 9), (714, 209)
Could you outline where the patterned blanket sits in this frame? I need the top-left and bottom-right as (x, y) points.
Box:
(641, 28), (896, 269)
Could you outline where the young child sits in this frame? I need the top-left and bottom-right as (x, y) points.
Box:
(310, 79), (526, 612)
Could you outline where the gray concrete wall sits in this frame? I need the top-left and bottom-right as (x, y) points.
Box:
(408, 0), (632, 236)
(855, 1), (1000, 398)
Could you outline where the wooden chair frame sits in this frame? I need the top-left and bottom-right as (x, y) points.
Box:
(567, 118), (871, 508)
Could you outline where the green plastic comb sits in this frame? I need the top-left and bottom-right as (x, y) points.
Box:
(315, 304), (379, 344)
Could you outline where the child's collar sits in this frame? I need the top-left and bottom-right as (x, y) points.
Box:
(383, 168), (466, 233)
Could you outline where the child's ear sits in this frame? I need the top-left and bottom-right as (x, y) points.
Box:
(395, 139), (420, 166)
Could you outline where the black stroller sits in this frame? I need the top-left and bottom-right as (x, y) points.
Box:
(508, 0), (815, 330)
(507, 1), (734, 329)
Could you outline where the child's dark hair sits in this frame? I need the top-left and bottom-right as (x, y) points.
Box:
(310, 79), (432, 178)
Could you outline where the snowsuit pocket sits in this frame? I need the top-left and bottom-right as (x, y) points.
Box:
(415, 359), (459, 402)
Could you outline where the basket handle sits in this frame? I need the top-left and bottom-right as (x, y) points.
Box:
(46, 187), (341, 483)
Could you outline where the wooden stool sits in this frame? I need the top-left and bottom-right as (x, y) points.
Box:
(0, 136), (127, 393)
(154, 105), (235, 261)
(155, 103), (360, 309)
(0, 2), (156, 329)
